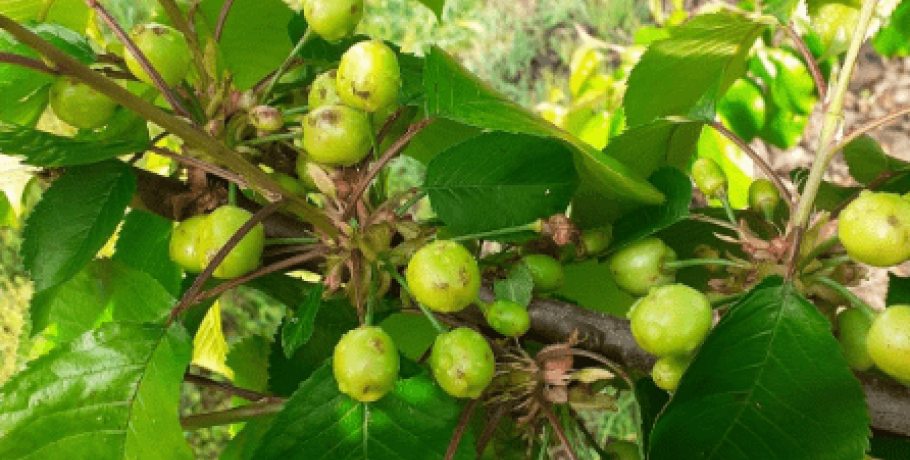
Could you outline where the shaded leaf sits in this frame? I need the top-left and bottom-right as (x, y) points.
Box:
(250, 363), (475, 460)
(624, 11), (772, 127)
(634, 377), (670, 453)
(424, 132), (578, 234)
(610, 168), (693, 253)
(554, 259), (636, 317)
(495, 263), (534, 307)
(649, 277), (870, 460)
(113, 209), (182, 296)
(886, 273), (910, 306)
(281, 284), (324, 359)
(228, 335), (272, 397)
(22, 160), (136, 292)
(0, 322), (193, 460)
(0, 122), (149, 166)
(378, 313), (438, 361)
(843, 135), (909, 185)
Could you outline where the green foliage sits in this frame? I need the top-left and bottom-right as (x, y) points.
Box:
(280, 284), (324, 359)
(649, 278), (870, 460)
(0, 122), (150, 166)
(873, 0), (910, 57)
(610, 168), (692, 253)
(494, 263), (534, 307)
(249, 363), (475, 460)
(113, 210), (182, 296)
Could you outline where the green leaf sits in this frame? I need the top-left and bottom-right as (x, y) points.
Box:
(649, 277), (870, 460)
(555, 258), (636, 317)
(416, 0), (446, 20)
(634, 377), (670, 453)
(790, 168), (858, 211)
(762, 0), (801, 22)
(22, 160), (136, 292)
(873, 0), (910, 57)
(843, 135), (909, 185)
(609, 168), (693, 253)
(424, 132), (578, 234)
(717, 77), (767, 142)
(0, 122), (149, 166)
(192, 301), (234, 379)
(0, 189), (15, 228)
(281, 284), (324, 359)
(0, 322), (194, 460)
(422, 47), (664, 212)
(494, 263), (534, 307)
(30, 258), (177, 341)
(250, 363), (476, 460)
(378, 313), (438, 361)
(623, 11), (772, 127)
(113, 209), (182, 296)
(198, 0), (295, 89)
(886, 273), (910, 306)
(221, 418), (274, 460)
(228, 335), (272, 396)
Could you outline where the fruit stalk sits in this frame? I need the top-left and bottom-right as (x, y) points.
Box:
(260, 27), (314, 103)
(788, 0), (879, 275)
(710, 120), (793, 206)
(156, 0), (210, 88)
(783, 24), (828, 101)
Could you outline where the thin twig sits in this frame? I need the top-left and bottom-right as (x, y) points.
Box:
(167, 200), (288, 325)
(536, 393), (579, 460)
(191, 246), (327, 303)
(710, 121), (793, 207)
(86, 0), (192, 120)
(342, 118), (436, 221)
(0, 51), (59, 75)
(214, 0), (237, 42)
(181, 400), (286, 431)
(475, 404), (505, 456)
(184, 372), (273, 402)
(783, 24), (828, 101)
(444, 399), (480, 460)
(836, 105), (910, 152)
(150, 146), (249, 188)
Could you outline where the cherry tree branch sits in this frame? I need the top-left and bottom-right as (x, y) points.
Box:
(0, 51), (58, 75)
(181, 400), (285, 431)
(783, 24), (828, 102)
(184, 372), (274, 402)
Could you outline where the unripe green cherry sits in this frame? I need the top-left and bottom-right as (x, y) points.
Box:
(169, 215), (210, 273)
(866, 305), (910, 384)
(836, 308), (874, 371)
(49, 77), (119, 129)
(581, 225), (613, 255)
(302, 0), (363, 42)
(484, 300), (531, 338)
(199, 206), (265, 279)
(302, 105), (372, 166)
(271, 172), (306, 196)
(125, 23), (192, 87)
(405, 241), (481, 313)
(430, 328), (495, 398)
(520, 254), (565, 293)
(333, 326), (399, 402)
(308, 70), (341, 109)
(838, 191), (910, 267)
(628, 284), (712, 357)
(651, 354), (691, 392)
(337, 40), (401, 113)
(748, 178), (780, 220)
(249, 105), (284, 132)
(608, 237), (677, 297)
(691, 157), (727, 198)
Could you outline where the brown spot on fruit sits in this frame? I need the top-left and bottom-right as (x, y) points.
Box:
(888, 215), (899, 227)
(458, 268), (469, 286)
(434, 281), (449, 290)
(320, 109), (339, 125)
(371, 338), (385, 353)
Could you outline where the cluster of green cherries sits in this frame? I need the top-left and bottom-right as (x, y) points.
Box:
(333, 240), (567, 402)
(835, 191), (910, 385)
(48, 22), (191, 130)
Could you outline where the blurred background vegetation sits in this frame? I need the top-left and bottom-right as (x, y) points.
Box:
(0, 0), (654, 457)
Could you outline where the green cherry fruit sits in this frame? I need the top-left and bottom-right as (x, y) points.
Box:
(485, 300), (531, 338)
(49, 77), (119, 129)
(628, 284), (712, 357)
(405, 241), (481, 313)
(249, 105), (284, 132)
(651, 354), (691, 392)
(581, 225), (613, 256)
(169, 215), (210, 273)
(337, 40), (401, 113)
(836, 308), (874, 371)
(125, 23), (192, 87)
(302, 104), (372, 166)
(608, 237), (677, 297)
(809, 0), (861, 58)
(302, 0), (363, 42)
(717, 77), (767, 142)
(200, 206), (265, 279)
(308, 70), (341, 109)
(271, 172), (306, 196)
(605, 441), (642, 460)
(333, 326), (400, 402)
(520, 254), (565, 293)
(430, 328), (495, 398)
(838, 191), (910, 267)
(691, 157), (727, 198)
(748, 178), (781, 220)
(866, 305), (910, 384)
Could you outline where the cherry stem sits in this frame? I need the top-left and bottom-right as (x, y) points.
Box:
(261, 27), (313, 103)
(796, 235), (841, 273)
(783, 24), (828, 102)
(384, 265), (447, 334)
(690, 214), (740, 233)
(214, 0), (236, 42)
(719, 193), (738, 227)
(184, 372), (274, 402)
(228, 183), (237, 206)
(166, 199), (287, 325)
(809, 275), (876, 318)
(711, 292), (744, 308)
(444, 221), (542, 243)
(86, 0), (192, 120)
(710, 121), (793, 207)
(180, 400), (285, 431)
(836, 105), (910, 152)
(663, 258), (751, 270)
(443, 398), (479, 460)
(395, 189), (427, 217)
(241, 132), (298, 146)
(474, 405), (505, 456)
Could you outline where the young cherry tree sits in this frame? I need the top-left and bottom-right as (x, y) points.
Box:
(0, 0), (909, 459)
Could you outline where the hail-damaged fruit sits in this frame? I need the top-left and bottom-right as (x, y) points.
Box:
(608, 237), (677, 297)
(628, 284), (712, 357)
(333, 326), (399, 402)
(838, 191), (910, 267)
(125, 23), (191, 87)
(430, 328), (495, 398)
(302, 104), (372, 166)
(49, 77), (119, 129)
(302, 0), (363, 42)
(405, 241), (480, 313)
(337, 40), (401, 113)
